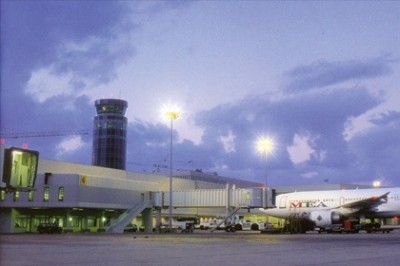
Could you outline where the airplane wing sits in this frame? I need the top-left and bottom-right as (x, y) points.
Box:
(337, 192), (390, 212)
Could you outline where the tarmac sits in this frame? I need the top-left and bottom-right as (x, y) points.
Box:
(1, 230), (400, 266)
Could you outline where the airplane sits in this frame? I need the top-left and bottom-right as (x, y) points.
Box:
(260, 187), (400, 233)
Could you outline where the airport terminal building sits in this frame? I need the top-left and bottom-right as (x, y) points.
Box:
(0, 159), (263, 233)
(1, 156), (384, 234)
(2, 156), (397, 234)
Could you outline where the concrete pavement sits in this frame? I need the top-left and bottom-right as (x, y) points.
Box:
(1, 231), (400, 266)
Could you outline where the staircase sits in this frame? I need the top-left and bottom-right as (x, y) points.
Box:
(106, 200), (153, 233)
(210, 207), (241, 232)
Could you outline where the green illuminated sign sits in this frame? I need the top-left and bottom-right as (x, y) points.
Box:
(2, 147), (39, 188)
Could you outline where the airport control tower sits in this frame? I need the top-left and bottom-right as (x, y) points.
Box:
(92, 99), (128, 170)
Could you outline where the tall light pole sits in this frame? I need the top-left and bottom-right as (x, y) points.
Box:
(256, 136), (274, 227)
(165, 108), (180, 230)
(256, 136), (274, 187)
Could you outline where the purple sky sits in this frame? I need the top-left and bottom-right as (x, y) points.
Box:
(1, 1), (400, 187)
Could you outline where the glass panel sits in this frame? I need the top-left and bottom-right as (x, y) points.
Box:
(43, 187), (49, 202)
(15, 216), (28, 228)
(58, 187), (65, 202)
(87, 217), (97, 227)
(28, 190), (34, 201)
(13, 191), (20, 202)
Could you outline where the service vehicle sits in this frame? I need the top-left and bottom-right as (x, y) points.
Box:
(37, 223), (63, 234)
(124, 224), (138, 232)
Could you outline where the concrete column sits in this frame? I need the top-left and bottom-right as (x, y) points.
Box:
(29, 214), (34, 233)
(0, 209), (12, 233)
(65, 210), (73, 233)
(142, 208), (153, 233)
(226, 183), (230, 217)
(98, 212), (106, 232)
(81, 216), (89, 233)
(155, 209), (162, 233)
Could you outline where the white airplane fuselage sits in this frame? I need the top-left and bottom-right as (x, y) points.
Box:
(261, 187), (400, 228)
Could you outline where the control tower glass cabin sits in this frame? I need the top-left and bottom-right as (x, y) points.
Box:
(92, 99), (128, 170)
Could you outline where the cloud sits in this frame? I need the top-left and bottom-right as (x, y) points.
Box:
(25, 67), (76, 103)
(370, 111), (400, 126)
(1, 1), (131, 77)
(24, 17), (135, 103)
(347, 111), (400, 186)
(125, 120), (170, 172)
(56, 136), (86, 158)
(190, 84), (381, 184)
(1, 94), (93, 165)
(287, 133), (315, 164)
(219, 130), (237, 153)
(282, 57), (393, 92)
(1, 1), (135, 122)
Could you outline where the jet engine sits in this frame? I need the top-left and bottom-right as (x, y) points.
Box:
(308, 211), (345, 227)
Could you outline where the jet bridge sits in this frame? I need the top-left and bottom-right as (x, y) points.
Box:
(153, 186), (274, 209)
(106, 185), (274, 233)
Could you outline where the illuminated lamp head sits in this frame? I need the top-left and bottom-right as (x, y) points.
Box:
(256, 136), (275, 155)
(162, 104), (181, 121)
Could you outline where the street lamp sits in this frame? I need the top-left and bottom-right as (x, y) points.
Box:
(256, 136), (275, 186)
(373, 180), (381, 188)
(165, 107), (180, 230)
(256, 136), (274, 227)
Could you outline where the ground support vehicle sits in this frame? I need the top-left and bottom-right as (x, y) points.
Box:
(123, 224), (138, 232)
(196, 221), (217, 230)
(181, 223), (195, 233)
(158, 225), (179, 233)
(363, 222), (393, 233)
(342, 220), (362, 233)
(224, 224), (237, 232)
(37, 223), (63, 234)
(236, 221), (267, 231)
(315, 220), (394, 234)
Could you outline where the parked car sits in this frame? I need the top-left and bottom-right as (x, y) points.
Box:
(37, 223), (63, 234)
(124, 224), (138, 232)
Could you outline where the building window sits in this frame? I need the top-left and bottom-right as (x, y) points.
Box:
(13, 191), (20, 202)
(87, 217), (97, 227)
(72, 217), (80, 227)
(43, 187), (49, 202)
(28, 190), (34, 202)
(15, 216), (28, 228)
(58, 187), (64, 202)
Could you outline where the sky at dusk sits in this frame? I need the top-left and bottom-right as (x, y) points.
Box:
(1, 1), (400, 187)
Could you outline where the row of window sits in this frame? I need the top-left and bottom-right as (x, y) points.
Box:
(95, 121), (126, 130)
(96, 103), (126, 115)
(14, 215), (99, 229)
(93, 145), (126, 153)
(0, 187), (64, 202)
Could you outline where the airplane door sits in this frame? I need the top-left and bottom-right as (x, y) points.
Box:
(279, 196), (287, 209)
(340, 196), (345, 206)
